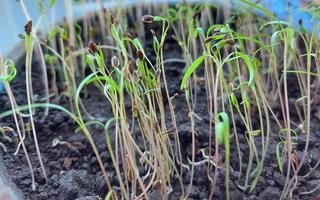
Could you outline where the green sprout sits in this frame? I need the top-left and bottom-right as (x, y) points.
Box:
(276, 129), (298, 173)
(215, 112), (230, 200)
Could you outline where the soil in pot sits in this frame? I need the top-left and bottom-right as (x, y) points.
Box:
(1, 4), (320, 200)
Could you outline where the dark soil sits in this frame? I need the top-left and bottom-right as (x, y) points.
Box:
(1, 18), (320, 200)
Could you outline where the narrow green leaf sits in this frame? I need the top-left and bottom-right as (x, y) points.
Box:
(234, 52), (256, 86)
(206, 24), (225, 37)
(153, 16), (164, 22)
(238, 0), (276, 19)
(180, 54), (208, 90)
(276, 142), (284, 173)
(167, 8), (178, 22)
(75, 120), (104, 133)
(48, 27), (61, 41)
(230, 93), (239, 108)
(0, 103), (75, 122)
(260, 20), (291, 31)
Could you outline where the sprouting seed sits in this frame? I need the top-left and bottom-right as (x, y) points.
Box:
(88, 41), (98, 54)
(204, 37), (214, 44)
(102, 7), (107, 14)
(0, 126), (14, 144)
(127, 167), (133, 182)
(192, 10), (201, 21)
(110, 14), (115, 24)
(291, 151), (298, 165)
(155, 69), (161, 77)
(226, 39), (235, 46)
(111, 56), (120, 67)
(153, 180), (162, 191)
(150, 29), (156, 37)
(136, 50), (144, 60)
(1, 126), (14, 134)
(228, 83), (235, 92)
(125, 30), (137, 39)
(52, 138), (60, 147)
(24, 21), (32, 35)
(142, 15), (154, 23)
(52, 138), (84, 152)
(128, 60), (134, 74)
(71, 142), (84, 150)
(63, 157), (73, 168)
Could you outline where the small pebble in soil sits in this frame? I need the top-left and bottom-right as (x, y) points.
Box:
(148, 189), (162, 200)
(35, 191), (48, 200)
(97, 175), (108, 196)
(230, 190), (245, 199)
(259, 186), (280, 199)
(19, 178), (32, 187)
(273, 171), (286, 187)
(49, 160), (61, 170)
(90, 157), (98, 166)
(188, 185), (200, 198)
(82, 163), (89, 169)
(55, 170), (91, 199)
(297, 134), (316, 149)
(99, 151), (110, 161)
(34, 168), (46, 184)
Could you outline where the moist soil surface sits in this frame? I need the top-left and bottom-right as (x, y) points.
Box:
(1, 23), (320, 200)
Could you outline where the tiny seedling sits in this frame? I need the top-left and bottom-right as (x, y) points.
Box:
(0, 126), (14, 152)
(276, 129), (298, 173)
(215, 112), (230, 200)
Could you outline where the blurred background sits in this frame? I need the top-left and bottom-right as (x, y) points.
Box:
(0, 0), (318, 57)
